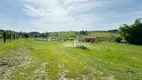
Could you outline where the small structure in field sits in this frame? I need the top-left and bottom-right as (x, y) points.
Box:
(68, 38), (75, 41)
(51, 37), (60, 41)
(36, 37), (60, 41)
(36, 37), (48, 41)
(84, 36), (96, 42)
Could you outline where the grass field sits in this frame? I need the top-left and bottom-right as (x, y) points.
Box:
(0, 39), (142, 80)
(88, 32), (119, 37)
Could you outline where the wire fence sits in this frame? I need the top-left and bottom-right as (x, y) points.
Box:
(0, 31), (21, 43)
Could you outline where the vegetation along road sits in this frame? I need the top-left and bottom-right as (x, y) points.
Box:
(0, 39), (142, 80)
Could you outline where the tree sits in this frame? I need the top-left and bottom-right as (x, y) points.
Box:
(24, 33), (30, 39)
(30, 32), (40, 37)
(115, 37), (122, 43)
(39, 33), (48, 37)
(79, 30), (88, 35)
(108, 29), (118, 33)
(134, 18), (142, 24)
(118, 18), (142, 45)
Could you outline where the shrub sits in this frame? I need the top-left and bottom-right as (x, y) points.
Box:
(24, 33), (30, 39)
(118, 18), (142, 45)
(77, 45), (88, 49)
(116, 37), (122, 43)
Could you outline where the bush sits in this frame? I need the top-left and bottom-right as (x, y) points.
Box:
(118, 18), (142, 45)
(116, 37), (122, 43)
(24, 33), (30, 39)
(77, 45), (88, 49)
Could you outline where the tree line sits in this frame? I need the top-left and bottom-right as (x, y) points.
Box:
(0, 29), (119, 43)
(1, 18), (141, 45)
(0, 30), (30, 43)
(117, 18), (142, 45)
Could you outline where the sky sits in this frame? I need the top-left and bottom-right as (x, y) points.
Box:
(0, 0), (142, 32)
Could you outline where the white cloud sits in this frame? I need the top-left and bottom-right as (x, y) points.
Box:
(23, 0), (105, 32)
(62, 0), (107, 13)
(21, 0), (142, 32)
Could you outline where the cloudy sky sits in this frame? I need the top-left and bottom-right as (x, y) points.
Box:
(0, 0), (142, 32)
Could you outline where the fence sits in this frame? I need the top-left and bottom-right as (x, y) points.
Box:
(0, 31), (20, 43)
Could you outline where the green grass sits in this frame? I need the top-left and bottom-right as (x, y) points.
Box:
(0, 39), (142, 80)
(89, 32), (119, 37)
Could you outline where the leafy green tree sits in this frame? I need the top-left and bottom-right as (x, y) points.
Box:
(118, 18), (142, 45)
(115, 37), (122, 43)
(39, 33), (48, 37)
(79, 30), (88, 35)
(24, 33), (30, 39)
(30, 32), (40, 37)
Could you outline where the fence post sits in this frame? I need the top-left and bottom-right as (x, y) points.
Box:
(9, 33), (12, 41)
(13, 33), (15, 40)
(3, 31), (6, 43)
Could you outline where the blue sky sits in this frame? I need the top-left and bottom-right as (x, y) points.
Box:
(0, 0), (142, 32)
